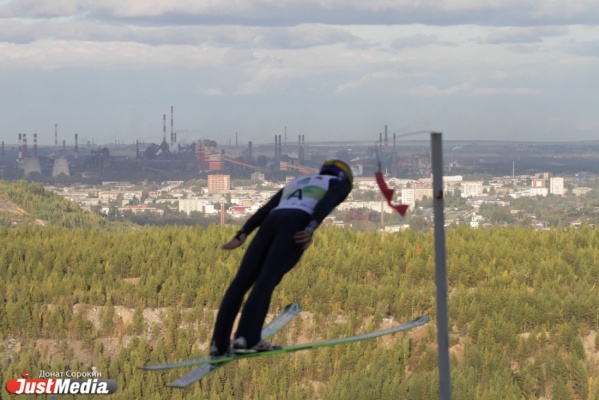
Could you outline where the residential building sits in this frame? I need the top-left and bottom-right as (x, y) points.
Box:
(529, 187), (549, 197)
(461, 181), (483, 198)
(179, 198), (218, 215)
(549, 177), (565, 195)
(531, 178), (545, 188)
(207, 174), (231, 192)
(573, 187), (592, 196)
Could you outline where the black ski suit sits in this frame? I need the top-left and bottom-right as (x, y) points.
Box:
(211, 174), (351, 354)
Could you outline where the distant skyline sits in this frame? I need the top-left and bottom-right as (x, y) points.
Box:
(0, 0), (598, 146)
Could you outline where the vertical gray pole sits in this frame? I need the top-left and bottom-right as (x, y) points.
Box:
(431, 132), (452, 400)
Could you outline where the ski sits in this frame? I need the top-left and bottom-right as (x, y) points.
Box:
(163, 303), (301, 388)
(143, 315), (429, 373)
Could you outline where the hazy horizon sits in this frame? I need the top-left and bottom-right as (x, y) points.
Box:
(0, 0), (597, 146)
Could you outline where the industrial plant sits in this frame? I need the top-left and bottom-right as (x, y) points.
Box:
(0, 107), (433, 182)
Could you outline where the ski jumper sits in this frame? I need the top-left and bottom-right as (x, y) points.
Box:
(211, 174), (351, 354)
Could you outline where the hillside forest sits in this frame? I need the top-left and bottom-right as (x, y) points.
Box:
(2, 181), (599, 399)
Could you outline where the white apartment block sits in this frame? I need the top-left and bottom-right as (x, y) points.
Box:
(401, 188), (416, 208)
(444, 175), (463, 183)
(461, 181), (483, 198)
(529, 187), (549, 197)
(179, 198), (218, 215)
(400, 187), (432, 208)
(549, 177), (565, 195)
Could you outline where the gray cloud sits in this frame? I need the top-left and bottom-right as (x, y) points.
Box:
(0, 19), (359, 50)
(0, 0), (84, 18)
(481, 26), (569, 44)
(0, 0), (597, 144)
(563, 39), (599, 57)
(391, 34), (456, 49)
(1, 0), (599, 27)
(258, 25), (360, 49)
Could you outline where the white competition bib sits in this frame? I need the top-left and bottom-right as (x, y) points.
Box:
(274, 175), (336, 214)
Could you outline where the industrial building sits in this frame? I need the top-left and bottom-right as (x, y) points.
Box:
(2, 109), (425, 183)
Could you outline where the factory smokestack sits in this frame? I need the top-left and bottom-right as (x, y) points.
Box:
(170, 106), (174, 145)
(33, 133), (38, 157)
(18, 133), (22, 161)
(55, 123), (58, 146)
(163, 114), (166, 143)
(299, 135), (306, 162)
(278, 135), (282, 161)
(302, 135), (305, 162)
(384, 125), (388, 150)
(22, 133), (27, 159)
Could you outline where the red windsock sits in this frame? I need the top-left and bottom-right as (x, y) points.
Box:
(375, 171), (409, 216)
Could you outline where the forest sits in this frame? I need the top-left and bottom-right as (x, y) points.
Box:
(2, 180), (599, 399)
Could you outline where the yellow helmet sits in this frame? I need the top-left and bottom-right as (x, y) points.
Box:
(319, 159), (353, 188)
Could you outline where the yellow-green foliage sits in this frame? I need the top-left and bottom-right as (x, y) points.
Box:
(0, 179), (122, 229)
(3, 223), (599, 399)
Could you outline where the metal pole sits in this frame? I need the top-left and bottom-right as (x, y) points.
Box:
(431, 132), (452, 400)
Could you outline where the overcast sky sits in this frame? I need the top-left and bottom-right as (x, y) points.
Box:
(0, 0), (598, 147)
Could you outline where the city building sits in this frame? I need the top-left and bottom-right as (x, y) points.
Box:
(573, 187), (592, 196)
(178, 198), (218, 215)
(529, 187), (549, 197)
(207, 174), (231, 193)
(549, 177), (565, 195)
(461, 181), (483, 198)
(531, 178), (545, 188)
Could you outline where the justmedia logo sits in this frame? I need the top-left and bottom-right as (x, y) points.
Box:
(5, 371), (118, 395)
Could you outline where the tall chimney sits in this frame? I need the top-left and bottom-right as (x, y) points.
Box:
(18, 133), (22, 161)
(55, 123), (58, 146)
(248, 141), (253, 162)
(301, 135), (305, 162)
(384, 125), (388, 149)
(163, 114), (166, 143)
(33, 133), (38, 157)
(170, 106), (174, 145)
(274, 135), (278, 161)
(22, 133), (27, 158)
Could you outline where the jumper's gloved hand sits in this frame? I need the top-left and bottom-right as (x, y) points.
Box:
(293, 230), (312, 250)
(222, 231), (247, 250)
(294, 220), (318, 250)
